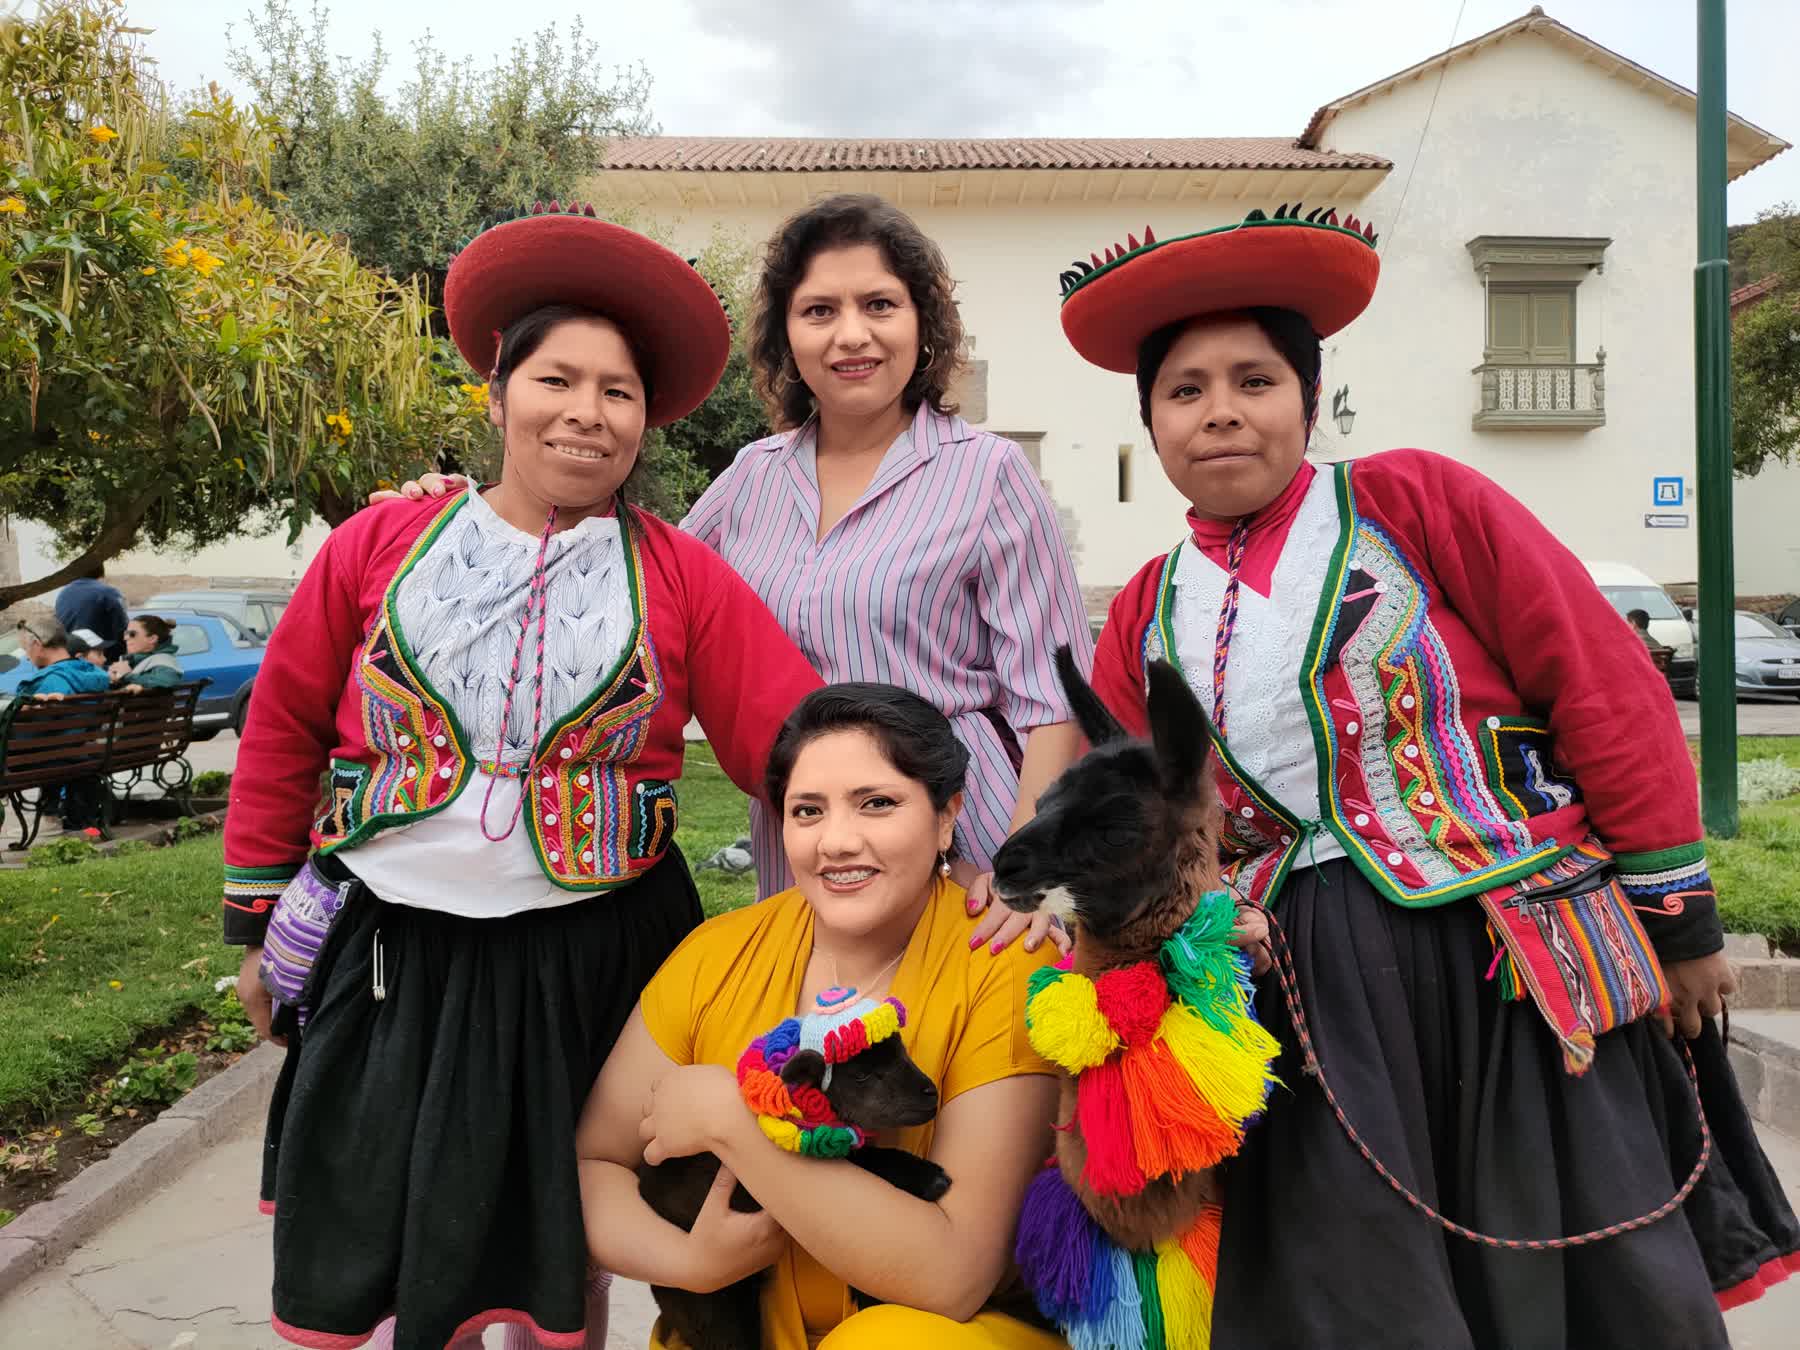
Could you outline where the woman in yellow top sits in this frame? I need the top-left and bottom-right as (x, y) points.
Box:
(576, 683), (1064, 1349)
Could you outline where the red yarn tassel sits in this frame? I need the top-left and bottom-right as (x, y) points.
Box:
(1077, 1058), (1148, 1197)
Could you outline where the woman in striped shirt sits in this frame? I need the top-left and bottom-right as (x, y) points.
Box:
(388, 195), (1092, 951)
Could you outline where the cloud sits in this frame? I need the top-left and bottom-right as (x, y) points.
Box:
(679, 0), (1113, 136)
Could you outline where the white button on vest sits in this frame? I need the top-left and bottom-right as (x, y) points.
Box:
(581, 850), (594, 864)
(560, 747), (573, 760)
(540, 775), (554, 790)
(1354, 813), (1371, 827)
(581, 812), (594, 825)
(397, 734), (411, 748)
(1404, 745), (1419, 759)
(1421, 792), (1436, 806)
(438, 766), (451, 779)
(578, 774), (591, 788)
(549, 850), (561, 863)
(1487, 717), (1502, 730)
(433, 735), (447, 748)
(1240, 805), (1254, 819)
(404, 765), (418, 779)
(545, 813), (558, 826)
(1346, 721), (1360, 736)
(1402, 695), (1416, 710)
(1387, 851), (1404, 866)
(1280, 834), (1293, 846)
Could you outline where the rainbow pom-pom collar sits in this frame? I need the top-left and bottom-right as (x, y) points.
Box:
(736, 987), (905, 1159)
(1014, 889), (1281, 1349)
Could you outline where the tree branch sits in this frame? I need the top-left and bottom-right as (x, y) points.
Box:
(0, 484), (167, 610)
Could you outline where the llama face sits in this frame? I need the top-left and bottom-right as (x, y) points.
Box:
(992, 650), (1218, 952)
(781, 1035), (941, 1131)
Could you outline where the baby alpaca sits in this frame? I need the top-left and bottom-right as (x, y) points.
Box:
(991, 648), (1280, 1350)
(636, 989), (949, 1350)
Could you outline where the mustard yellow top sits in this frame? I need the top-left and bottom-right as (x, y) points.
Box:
(639, 880), (1057, 1350)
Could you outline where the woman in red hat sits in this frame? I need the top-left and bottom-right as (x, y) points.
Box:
(222, 204), (821, 1350)
(1054, 207), (1798, 1348)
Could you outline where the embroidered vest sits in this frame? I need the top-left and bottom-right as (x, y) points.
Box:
(313, 498), (676, 891)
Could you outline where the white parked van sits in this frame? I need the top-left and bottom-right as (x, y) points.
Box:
(1581, 560), (1697, 696)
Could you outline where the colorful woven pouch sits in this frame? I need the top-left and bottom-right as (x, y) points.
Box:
(257, 860), (355, 1030)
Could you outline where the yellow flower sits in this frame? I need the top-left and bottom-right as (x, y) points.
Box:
(188, 246), (224, 277)
(0, 196), (25, 215)
(325, 410), (353, 441)
(161, 240), (191, 268)
(140, 266), (156, 275)
(108, 980), (123, 990)
(318, 311), (332, 324)
(459, 381), (490, 414)
(87, 125), (119, 143)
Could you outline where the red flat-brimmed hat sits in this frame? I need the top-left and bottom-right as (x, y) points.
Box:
(1059, 205), (1382, 372)
(444, 202), (729, 427)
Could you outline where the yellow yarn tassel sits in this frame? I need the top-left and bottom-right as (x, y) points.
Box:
(1154, 1236), (1214, 1350)
(1026, 975), (1121, 1073)
(860, 999), (902, 1045)
(1157, 1001), (1280, 1128)
(758, 1116), (803, 1151)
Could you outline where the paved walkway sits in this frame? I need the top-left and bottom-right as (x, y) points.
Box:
(4, 1101), (1799, 1348)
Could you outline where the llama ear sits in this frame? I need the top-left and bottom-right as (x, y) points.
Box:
(1056, 645), (1126, 747)
(1144, 659), (1216, 795)
(778, 1048), (828, 1092)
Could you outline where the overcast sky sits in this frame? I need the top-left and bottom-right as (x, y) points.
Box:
(123, 0), (1796, 224)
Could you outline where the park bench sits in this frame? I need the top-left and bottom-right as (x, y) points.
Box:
(0, 681), (210, 849)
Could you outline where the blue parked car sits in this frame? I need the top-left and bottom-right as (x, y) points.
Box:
(0, 609), (265, 739)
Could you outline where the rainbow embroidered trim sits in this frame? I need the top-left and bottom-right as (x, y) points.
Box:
(736, 987), (906, 1159)
(1014, 890), (1280, 1349)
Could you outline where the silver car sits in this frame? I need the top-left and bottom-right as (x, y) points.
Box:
(1731, 611), (1800, 698)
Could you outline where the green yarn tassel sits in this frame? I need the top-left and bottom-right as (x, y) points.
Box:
(798, 1125), (858, 1158)
(1160, 890), (1249, 1032)
(1133, 1248), (1166, 1350)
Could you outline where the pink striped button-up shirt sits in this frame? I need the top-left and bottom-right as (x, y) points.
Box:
(682, 403), (1093, 895)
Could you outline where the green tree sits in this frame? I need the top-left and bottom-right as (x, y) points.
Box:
(225, 0), (654, 319)
(0, 0), (488, 607)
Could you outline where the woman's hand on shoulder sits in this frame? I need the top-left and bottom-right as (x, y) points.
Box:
(682, 1164), (786, 1293)
(366, 472), (469, 506)
(640, 1063), (743, 1165)
(963, 866), (1072, 957)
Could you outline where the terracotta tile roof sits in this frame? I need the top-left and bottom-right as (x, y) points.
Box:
(1731, 275), (1783, 316)
(601, 137), (1391, 174)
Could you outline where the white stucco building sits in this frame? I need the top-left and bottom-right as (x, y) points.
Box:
(591, 7), (1794, 597)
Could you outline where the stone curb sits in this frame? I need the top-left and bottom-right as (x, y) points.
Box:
(0, 1042), (281, 1300)
(1729, 958), (1800, 1010)
(1729, 1023), (1800, 1139)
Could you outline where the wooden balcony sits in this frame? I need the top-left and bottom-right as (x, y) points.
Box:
(1471, 351), (1606, 431)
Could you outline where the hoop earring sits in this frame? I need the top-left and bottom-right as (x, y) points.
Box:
(780, 353), (803, 389)
(916, 344), (935, 371)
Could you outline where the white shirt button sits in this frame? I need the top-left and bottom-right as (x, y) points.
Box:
(1420, 792), (1436, 806)
(560, 747), (573, 760)
(1401, 695), (1416, 710)
(1240, 806), (1254, 819)
(1387, 851), (1404, 866)
(549, 850), (561, 863)
(1346, 721), (1360, 736)
(1404, 745), (1419, 759)
(1487, 717), (1501, 730)
(433, 735), (447, 748)
(438, 766), (452, 779)
(397, 734), (412, 748)
(581, 850), (594, 864)
(404, 765), (418, 779)
(545, 812), (558, 825)
(540, 775), (554, 789)
(1354, 813), (1371, 827)
(577, 774), (591, 788)
(581, 812), (594, 825)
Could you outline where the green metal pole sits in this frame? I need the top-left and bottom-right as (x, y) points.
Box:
(1695, 0), (1738, 837)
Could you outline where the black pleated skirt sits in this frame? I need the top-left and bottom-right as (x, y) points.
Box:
(259, 849), (703, 1350)
(1213, 860), (1800, 1350)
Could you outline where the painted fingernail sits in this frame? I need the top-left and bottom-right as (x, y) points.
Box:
(969, 935), (982, 950)
(990, 941), (1005, 955)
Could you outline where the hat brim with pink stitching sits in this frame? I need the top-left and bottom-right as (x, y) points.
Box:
(1058, 205), (1382, 373)
(444, 203), (729, 428)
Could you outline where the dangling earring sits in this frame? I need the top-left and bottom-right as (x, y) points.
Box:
(938, 850), (952, 878)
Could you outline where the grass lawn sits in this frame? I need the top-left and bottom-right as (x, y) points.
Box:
(1708, 738), (1800, 944)
(0, 751), (760, 1123)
